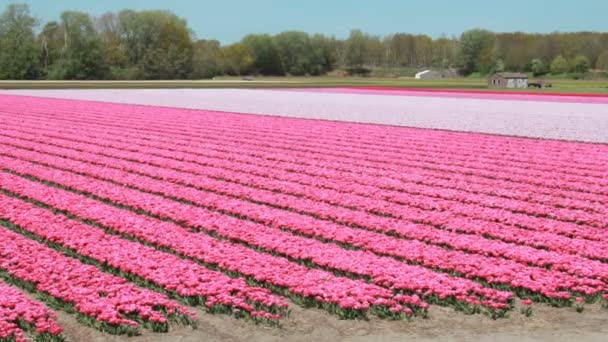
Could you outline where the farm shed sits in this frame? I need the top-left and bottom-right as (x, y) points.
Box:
(415, 70), (443, 80)
(488, 72), (529, 89)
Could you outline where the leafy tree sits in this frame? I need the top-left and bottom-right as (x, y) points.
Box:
(0, 3), (40, 79)
(596, 50), (608, 70)
(96, 12), (132, 79)
(117, 10), (193, 79)
(550, 55), (568, 74)
(51, 11), (107, 79)
(38, 21), (62, 76)
(241, 34), (283, 75)
(457, 29), (495, 75)
(220, 43), (253, 75)
(490, 58), (505, 73)
(191, 39), (221, 79)
(343, 29), (368, 70)
(274, 31), (320, 75)
(571, 55), (590, 74)
(530, 58), (548, 76)
(309, 34), (338, 74)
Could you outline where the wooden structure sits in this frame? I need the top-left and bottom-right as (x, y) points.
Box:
(488, 72), (529, 89)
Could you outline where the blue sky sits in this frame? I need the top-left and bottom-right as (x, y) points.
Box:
(9, 0), (608, 43)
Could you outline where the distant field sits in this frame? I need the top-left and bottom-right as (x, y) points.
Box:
(1, 77), (607, 94)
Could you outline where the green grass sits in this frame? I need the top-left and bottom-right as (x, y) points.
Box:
(0, 77), (607, 94)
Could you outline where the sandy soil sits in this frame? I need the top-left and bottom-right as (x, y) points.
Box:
(54, 301), (608, 342)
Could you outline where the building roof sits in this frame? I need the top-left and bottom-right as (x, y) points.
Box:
(415, 70), (432, 76)
(493, 72), (528, 79)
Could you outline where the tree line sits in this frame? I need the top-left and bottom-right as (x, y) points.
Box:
(1, 3), (607, 80)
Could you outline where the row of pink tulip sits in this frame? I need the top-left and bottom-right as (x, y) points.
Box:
(2, 103), (604, 200)
(2, 124), (605, 249)
(153, 116), (608, 188)
(182, 113), (608, 174)
(0, 170), (429, 319)
(1, 153), (604, 306)
(3, 112), (606, 205)
(7, 139), (605, 281)
(3, 139), (608, 269)
(0, 224), (194, 335)
(21, 104), (607, 193)
(0, 193), (288, 322)
(0, 280), (64, 342)
(4, 114), (605, 219)
(0, 169), (509, 314)
(2, 118), (604, 218)
(5, 97), (605, 175)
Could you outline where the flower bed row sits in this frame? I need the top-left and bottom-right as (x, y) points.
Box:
(0, 169), (511, 316)
(0, 280), (64, 342)
(3, 113), (606, 208)
(0, 193), (288, 323)
(4, 117), (605, 222)
(0, 224), (194, 336)
(3, 141), (608, 280)
(3, 118), (606, 226)
(0, 169), (430, 320)
(2, 154), (605, 309)
(2, 107), (604, 204)
(2, 126), (607, 258)
(5, 98), (606, 177)
(9, 106), (605, 198)
(8, 135), (606, 264)
(152, 116), (608, 189)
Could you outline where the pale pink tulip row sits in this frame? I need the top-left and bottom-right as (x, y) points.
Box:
(0, 152), (604, 305)
(3, 138), (607, 268)
(0, 281), (63, 342)
(0, 170), (430, 318)
(0, 167), (509, 313)
(0, 194), (288, 321)
(0, 224), (193, 332)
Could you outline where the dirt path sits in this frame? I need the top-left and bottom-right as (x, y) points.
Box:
(54, 301), (608, 342)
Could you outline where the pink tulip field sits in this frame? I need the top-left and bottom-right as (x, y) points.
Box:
(0, 92), (607, 339)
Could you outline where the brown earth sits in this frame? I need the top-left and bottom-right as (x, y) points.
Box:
(54, 300), (608, 342)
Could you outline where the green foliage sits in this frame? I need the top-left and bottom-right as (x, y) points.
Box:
(550, 55), (569, 74)
(530, 58), (548, 76)
(457, 29), (495, 75)
(275, 31), (310, 75)
(1, 3), (607, 80)
(242, 34), (283, 75)
(343, 29), (368, 70)
(191, 40), (221, 79)
(0, 3), (40, 79)
(571, 55), (590, 74)
(116, 10), (193, 79)
(596, 50), (608, 70)
(273, 31), (313, 75)
(220, 43), (254, 75)
(490, 58), (505, 73)
(50, 11), (107, 80)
